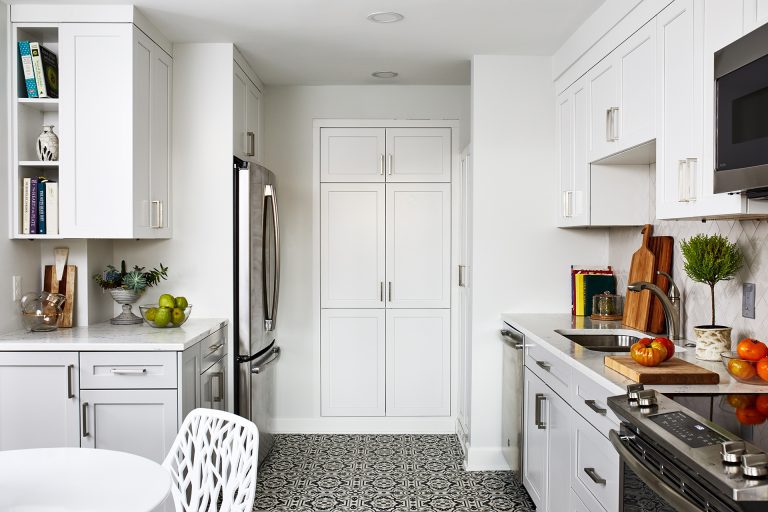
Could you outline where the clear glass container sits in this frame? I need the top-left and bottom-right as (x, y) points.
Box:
(20, 291), (66, 332)
(591, 291), (623, 319)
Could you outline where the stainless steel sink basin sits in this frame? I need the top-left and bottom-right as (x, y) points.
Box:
(559, 333), (641, 352)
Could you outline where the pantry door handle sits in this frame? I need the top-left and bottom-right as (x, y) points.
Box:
(82, 402), (89, 437)
(379, 154), (385, 175)
(380, 282), (384, 302)
(585, 399), (607, 415)
(387, 154), (393, 175)
(535, 394), (547, 429)
(584, 467), (606, 485)
(388, 281), (392, 302)
(67, 364), (74, 399)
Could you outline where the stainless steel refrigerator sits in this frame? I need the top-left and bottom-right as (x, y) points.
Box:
(233, 156), (280, 464)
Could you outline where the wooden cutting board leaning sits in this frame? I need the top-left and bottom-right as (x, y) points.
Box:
(42, 247), (75, 327)
(605, 355), (720, 385)
(622, 224), (656, 331)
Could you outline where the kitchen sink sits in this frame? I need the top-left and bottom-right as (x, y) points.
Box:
(555, 330), (645, 352)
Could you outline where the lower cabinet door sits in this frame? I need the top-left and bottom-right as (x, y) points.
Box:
(201, 357), (226, 411)
(570, 488), (591, 512)
(523, 370), (548, 510)
(80, 389), (177, 464)
(572, 412), (620, 512)
(321, 309), (386, 416)
(385, 309), (450, 416)
(547, 390), (572, 512)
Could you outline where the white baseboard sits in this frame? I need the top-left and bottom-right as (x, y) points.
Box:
(465, 445), (511, 471)
(271, 416), (456, 434)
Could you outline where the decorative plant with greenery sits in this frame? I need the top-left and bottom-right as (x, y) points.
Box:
(93, 260), (169, 293)
(680, 234), (743, 326)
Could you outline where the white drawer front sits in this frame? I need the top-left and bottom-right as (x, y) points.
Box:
(200, 329), (227, 371)
(571, 368), (621, 437)
(80, 352), (178, 389)
(525, 340), (570, 398)
(572, 413), (619, 512)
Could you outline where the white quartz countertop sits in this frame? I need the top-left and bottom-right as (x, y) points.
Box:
(0, 319), (228, 351)
(501, 313), (768, 395)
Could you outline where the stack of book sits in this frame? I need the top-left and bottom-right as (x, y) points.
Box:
(22, 177), (58, 235)
(18, 41), (58, 98)
(570, 265), (616, 316)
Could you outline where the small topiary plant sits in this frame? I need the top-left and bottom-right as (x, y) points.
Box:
(680, 234), (743, 327)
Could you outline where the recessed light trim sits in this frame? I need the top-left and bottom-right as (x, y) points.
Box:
(372, 71), (399, 78)
(367, 12), (405, 23)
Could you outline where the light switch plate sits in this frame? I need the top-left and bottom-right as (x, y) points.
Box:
(743, 283), (756, 319)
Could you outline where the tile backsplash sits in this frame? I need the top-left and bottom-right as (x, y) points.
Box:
(609, 219), (768, 344)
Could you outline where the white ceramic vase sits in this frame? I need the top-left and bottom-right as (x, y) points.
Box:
(109, 288), (144, 325)
(36, 125), (59, 161)
(693, 326), (732, 361)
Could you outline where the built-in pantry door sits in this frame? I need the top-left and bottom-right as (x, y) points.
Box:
(320, 128), (386, 182)
(457, 147), (472, 441)
(385, 128), (451, 182)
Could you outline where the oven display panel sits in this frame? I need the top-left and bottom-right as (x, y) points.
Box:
(650, 412), (728, 448)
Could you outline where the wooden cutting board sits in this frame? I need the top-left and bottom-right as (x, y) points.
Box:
(43, 264), (76, 328)
(648, 236), (674, 334)
(623, 224), (656, 331)
(605, 355), (720, 385)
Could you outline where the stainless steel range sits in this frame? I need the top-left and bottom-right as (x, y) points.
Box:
(608, 386), (768, 512)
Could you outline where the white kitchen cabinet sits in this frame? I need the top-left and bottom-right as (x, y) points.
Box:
(0, 352), (80, 450)
(233, 62), (262, 162)
(572, 412), (620, 512)
(321, 128), (386, 182)
(58, 23), (172, 238)
(320, 309), (386, 416)
(586, 58), (619, 162)
(456, 146), (472, 450)
(386, 183), (451, 309)
(745, 0), (768, 33)
(321, 183), (386, 308)
(80, 389), (177, 464)
(557, 79), (589, 226)
(201, 356), (226, 411)
(385, 128), (451, 182)
(385, 309), (450, 417)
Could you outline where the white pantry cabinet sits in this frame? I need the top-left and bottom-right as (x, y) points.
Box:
(58, 23), (172, 238)
(320, 309), (386, 416)
(233, 62), (262, 163)
(385, 309), (450, 416)
(744, 0), (768, 33)
(0, 352), (80, 450)
(320, 127), (451, 183)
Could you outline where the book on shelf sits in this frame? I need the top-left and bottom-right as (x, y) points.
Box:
(570, 265), (613, 315)
(45, 182), (59, 235)
(29, 177), (38, 234)
(575, 274), (617, 316)
(22, 178), (31, 235)
(40, 45), (59, 98)
(29, 42), (47, 98)
(18, 41), (38, 98)
(37, 178), (49, 234)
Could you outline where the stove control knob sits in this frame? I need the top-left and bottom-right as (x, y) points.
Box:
(742, 453), (768, 478)
(627, 384), (644, 402)
(721, 441), (746, 464)
(637, 389), (658, 408)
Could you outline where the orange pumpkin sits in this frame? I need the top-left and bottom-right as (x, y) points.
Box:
(630, 340), (668, 367)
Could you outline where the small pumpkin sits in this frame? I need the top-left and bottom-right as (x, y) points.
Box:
(630, 339), (668, 367)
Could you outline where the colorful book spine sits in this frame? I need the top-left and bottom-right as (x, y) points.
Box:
(29, 42), (47, 98)
(22, 178), (31, 235)
(37, 178), (47, 234)
(18, 41), (38, 98)
(45, 182), (58, 235)
(29, 177), (38, 234)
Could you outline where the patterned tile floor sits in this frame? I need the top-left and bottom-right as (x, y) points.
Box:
(253, 434), (535, 512)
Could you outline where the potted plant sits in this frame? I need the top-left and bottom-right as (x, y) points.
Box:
(93, 260), (169, 325)
(680, 234), (743, 361)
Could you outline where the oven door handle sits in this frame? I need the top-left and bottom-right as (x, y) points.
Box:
(608, 430), (699, 512)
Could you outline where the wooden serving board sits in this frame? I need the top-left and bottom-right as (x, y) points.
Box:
(623, 224), (656, 332)
(43, 264), (76, 328)
(648, 235), (674, 334)
(605, 355), (720, 385)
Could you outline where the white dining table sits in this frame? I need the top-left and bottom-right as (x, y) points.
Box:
(0, 447), (172, 512)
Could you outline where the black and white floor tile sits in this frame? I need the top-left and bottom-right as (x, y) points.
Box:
(253, 434), (535, 512)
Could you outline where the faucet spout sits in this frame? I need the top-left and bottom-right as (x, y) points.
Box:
(627, 281), (682, 341)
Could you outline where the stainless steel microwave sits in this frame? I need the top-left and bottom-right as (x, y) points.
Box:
(714, 22), (768, 194)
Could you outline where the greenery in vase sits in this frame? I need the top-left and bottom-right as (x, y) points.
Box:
(680, 234), (743, 326)
(93, 260), (169, 293)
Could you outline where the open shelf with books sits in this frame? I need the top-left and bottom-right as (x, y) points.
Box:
(11, 24), (60, 239)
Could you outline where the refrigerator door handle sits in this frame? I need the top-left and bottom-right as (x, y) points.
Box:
(264, 184), (280, 332)
(252, 346), (281, 374)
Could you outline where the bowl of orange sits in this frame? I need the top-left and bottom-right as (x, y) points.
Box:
(721, 339), (768, 384)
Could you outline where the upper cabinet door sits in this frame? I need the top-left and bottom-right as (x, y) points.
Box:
(320, 128), (386, 182)
(321, 183), (386, 308)
(246, 81), (262, 163)
(557, 79), (590, 227)
(586, 56), (620, 162)
(233, 65), (248, 160)
(617, 22), (656, 150)
(386, 183), (451, 309)
(385, 128), (451, 182)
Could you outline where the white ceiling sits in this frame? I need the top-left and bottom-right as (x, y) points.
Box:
(10, 0), (606, 85)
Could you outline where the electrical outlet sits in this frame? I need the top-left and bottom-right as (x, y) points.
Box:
(743, 283), (756, 319)
(12, 276), (22, 301)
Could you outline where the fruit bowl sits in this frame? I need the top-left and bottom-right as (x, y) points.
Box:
(139, 304), (192, 328)
(721, 352), (767, 385)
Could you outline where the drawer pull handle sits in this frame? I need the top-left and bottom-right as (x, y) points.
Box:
(535, 393), (547, 430)
(536, 361), (551, 372)
(585, 399), (607, 415)
(584, 467), (606, 485)
(82, 402), (89, 438)
(110, 368), (147, 375)
(207, 343), (225, 354)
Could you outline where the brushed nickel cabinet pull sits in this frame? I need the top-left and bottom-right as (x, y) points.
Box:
(67, 364), (74, 399)
(585, 399), (607, 415)
(535, 393), (547, 429)
(82, 402), (89, 437)
(584, 467), (606, 485)
(388, 281), (392, 302)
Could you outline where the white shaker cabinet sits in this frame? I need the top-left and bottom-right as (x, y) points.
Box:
(744, 0), (768, 33)
(320, 309), (386, 416)
(321, 128), (386, 182)
(58, 24), (172, 238)
(385, 128), (451, 182)
(385, 309), (450, 417)
(557, 79), (590, 227)
(320, 184), (386, 309)
(233, 63), (262, 162)
(586, 57), (620, 162)
(386, 183), (451, 309)
(0, 352), (80, 450)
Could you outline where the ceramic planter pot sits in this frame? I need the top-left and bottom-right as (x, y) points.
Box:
(694, 325), (732, 361)
(109, 288), (144, 325)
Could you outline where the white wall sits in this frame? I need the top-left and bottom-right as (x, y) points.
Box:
(0, 3), (42, 332)
(262, 85), (470, 428)
(468, 56), (608, 469)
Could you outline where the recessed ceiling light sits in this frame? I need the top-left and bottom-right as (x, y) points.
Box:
(372, 71), (399, 78)
(367, 12), (405, 23)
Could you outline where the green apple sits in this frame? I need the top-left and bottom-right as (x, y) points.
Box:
(174, 296), (188, 309)
(144, 307), (158, 321)
(171, 307), (185, 326)
(154, 307), (171, 327)
(158, 294), (175, 309)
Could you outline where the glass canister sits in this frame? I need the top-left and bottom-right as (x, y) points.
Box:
(19, 291), (66, 332)
(591, 291), (623, 320)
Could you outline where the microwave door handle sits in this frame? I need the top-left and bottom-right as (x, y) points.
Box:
(608, 430), (699, 512)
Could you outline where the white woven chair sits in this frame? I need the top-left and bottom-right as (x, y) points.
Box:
(162, 408), (260, 512)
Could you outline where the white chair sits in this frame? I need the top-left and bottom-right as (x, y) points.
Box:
(163, 408), (260, 512)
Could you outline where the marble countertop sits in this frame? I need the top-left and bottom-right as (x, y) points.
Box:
(501, 313), (768, 395)
(0, 319), (228, 351)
